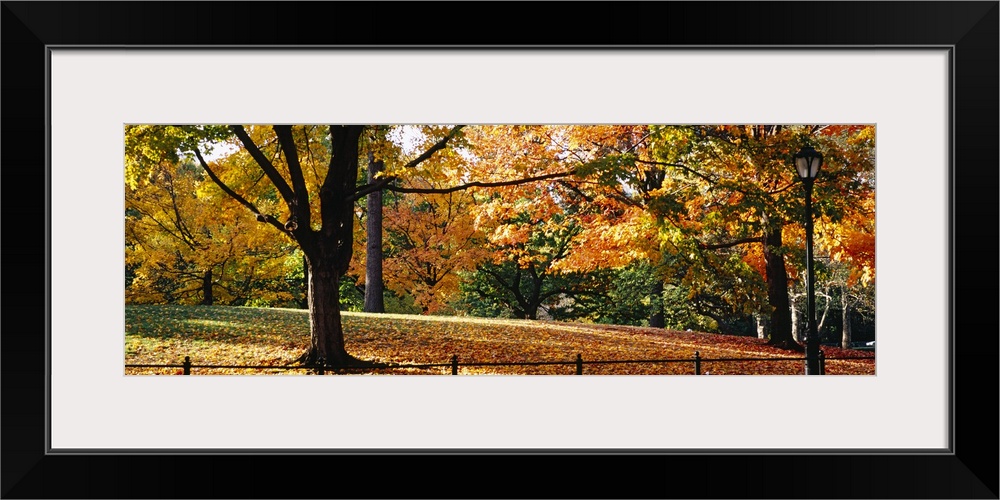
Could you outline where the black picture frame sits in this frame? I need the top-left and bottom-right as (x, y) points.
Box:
(3, 2), (997, 498)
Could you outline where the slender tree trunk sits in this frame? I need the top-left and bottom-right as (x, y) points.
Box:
(754, 312), (768, 339)
(364, 154), (385, 313)
(649, 280), (665, 328)
(199, 269), (213, 305)
(790, 293), (801, 342)
(817, 289), (830, 339)
(762, 225), (797, 349)
(841, 287), (852, 349)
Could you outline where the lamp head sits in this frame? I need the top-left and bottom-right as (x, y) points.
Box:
(794, 146), (823, 180)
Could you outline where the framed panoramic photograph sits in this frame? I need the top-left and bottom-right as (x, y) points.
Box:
(4, 1), (997, 498)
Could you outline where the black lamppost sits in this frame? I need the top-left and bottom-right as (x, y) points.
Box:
(794, 145), (823, 375)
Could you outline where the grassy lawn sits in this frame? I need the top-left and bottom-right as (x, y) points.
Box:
(125, 305), (875, 375)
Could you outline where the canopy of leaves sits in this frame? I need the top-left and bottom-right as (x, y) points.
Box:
(125, 124), (876, 344)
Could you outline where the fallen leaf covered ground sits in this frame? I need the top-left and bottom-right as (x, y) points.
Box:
(125, 305), (875, 375)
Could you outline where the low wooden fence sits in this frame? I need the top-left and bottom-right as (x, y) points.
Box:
(126, 350), (874, 375)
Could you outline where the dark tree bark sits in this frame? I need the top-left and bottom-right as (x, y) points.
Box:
(364, 154), (385, 313)
(199, 269), (213, 305)
(293, 125), (365, 366)
(301, 250), (351, 366)
(648, 279), (665, 328)
(762, 224), (797, 349)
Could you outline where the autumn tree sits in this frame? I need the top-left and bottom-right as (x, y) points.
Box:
(460, 208), (596, 320)
(553, 124), (682, 327)
(125, 130), (301, 307)
(454, 125), (656, 321)
(814, 129), (876, 348)
(566, 124), (875, 347)
(130, 124), (580, 367)
(380, 175), (486, 314)
(347, 126), (491, 315)
(652, 125), (875, 348)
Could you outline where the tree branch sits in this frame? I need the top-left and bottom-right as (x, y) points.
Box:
(556, 180), (595, 203)
(349, 125), (464, 201)
(697, 236), (763, 250)
(192, 149), (291, 237)
(634, 157), (766, 198)
(131, 205), (197, 251)
(634, 158), (718, 186)
(767, 181), (799, 196)
(273, 125), (311, 230)
(382, 170), (577, 196)
(230, 125), (296, 208)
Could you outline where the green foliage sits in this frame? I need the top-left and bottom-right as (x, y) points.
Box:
(456, 270), (516, 319)
(125, 125), (231, 189)
(593, 262), (657, 326)
(338, 276), (364, 311)
(383, 291), (423, 315)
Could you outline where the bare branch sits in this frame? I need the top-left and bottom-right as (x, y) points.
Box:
(634, 158), (718, 186)
(766, 181), (799, 196)
(384, 170), (577, 195)
(556, 180), (595, 203)
(130, 205), (197, 251)
(697, 236), (763, 250)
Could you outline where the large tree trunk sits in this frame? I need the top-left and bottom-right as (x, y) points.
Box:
(514, 296), (541, 320)
(295, 125), (369, 368)
(649, 280), (665, 328)
(301, 253), (353, 366)
(762, 225), (798, 350)
(364, 154), (385, 313)
(199, 269), (213, 305)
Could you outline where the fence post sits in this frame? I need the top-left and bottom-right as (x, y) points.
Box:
(818, 350), (825, 375)
(316, 358), (325, 375)
(182, 356), (191, 375)
(694, 351), (701, 375)
(576, 354), (583, 375)
(451, 355), (458, 375)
